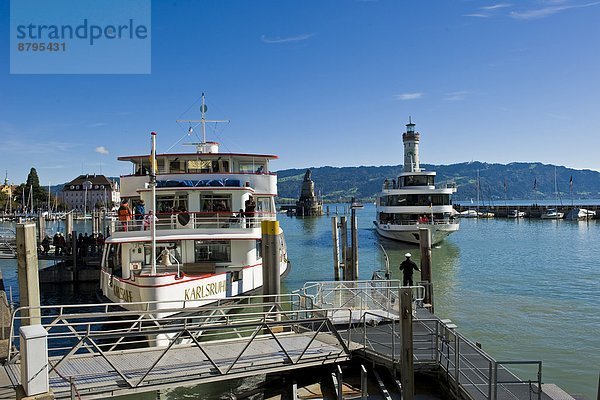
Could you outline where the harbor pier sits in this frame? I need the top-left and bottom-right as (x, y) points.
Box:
(1, 281), (577, 400)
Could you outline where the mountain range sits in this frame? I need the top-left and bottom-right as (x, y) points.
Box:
(46, 162), (600, 204)
(276, 162), (600, 203)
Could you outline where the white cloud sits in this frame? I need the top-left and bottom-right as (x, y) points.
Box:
(394, 93), (424, 101)
(261, 33), (316, 44)
(510, 1), (600, 19)
(481, 3), (512, 10)
(464, 13), (491, 17)
(444, 91), (470, 101)
(95, 146), (109, 155)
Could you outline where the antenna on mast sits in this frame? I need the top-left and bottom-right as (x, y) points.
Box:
(175, 93), (229, 153)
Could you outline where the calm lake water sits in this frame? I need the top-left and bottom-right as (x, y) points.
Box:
(0, 206), (598, 399)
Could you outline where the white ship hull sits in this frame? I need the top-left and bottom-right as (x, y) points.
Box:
(374, 222), (459, 245)
(101, 260), (290, 311)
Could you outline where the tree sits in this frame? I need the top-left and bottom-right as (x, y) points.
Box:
(26, 168), (40, 188)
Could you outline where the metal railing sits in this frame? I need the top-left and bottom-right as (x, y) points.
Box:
(377, 219), (456, 227)
(113, 211), (277, 232)
(495, 361), (543, 400)
(8, 295), (355, 398)
(299, 280), (424, 312)
(347, 312), (543, 400)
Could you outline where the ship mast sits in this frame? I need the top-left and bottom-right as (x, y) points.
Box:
(176, 93), (229, 153)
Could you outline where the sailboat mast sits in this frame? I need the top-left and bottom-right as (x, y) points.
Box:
(476, 169), (480, 212)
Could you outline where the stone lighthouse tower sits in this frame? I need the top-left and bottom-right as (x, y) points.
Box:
(402, 118), (421, 172)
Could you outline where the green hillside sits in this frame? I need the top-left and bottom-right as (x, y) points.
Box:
(277, 162), (600, 203)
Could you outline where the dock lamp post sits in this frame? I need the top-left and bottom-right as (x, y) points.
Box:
(349, 198), (364, 281)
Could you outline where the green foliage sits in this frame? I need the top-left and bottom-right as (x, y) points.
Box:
(276, 162), (600, 202)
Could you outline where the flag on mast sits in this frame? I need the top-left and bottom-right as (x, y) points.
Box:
(533, 178), (537, 190)
(504, 178), (507, 193)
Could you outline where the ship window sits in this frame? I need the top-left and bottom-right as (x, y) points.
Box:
(187, 160), (212, 173)
(157, 194), (189, 215)
(194, 240), (231, 262)
(106, 244), (121, 276)
(403, 175), (434, 187)
(256, 197), (272, 213)
(169, 159), (185, 173)
(200, 194), (231, 212)
(256, 239), (262, 259)
(145, 242), (181, 265)
(239, 161), (265, 173)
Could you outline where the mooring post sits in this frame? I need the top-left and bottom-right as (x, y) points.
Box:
(419, 227), (433, 310)
(37, 214), (46, 243)
(261, 220), (281, 304)
(92, 211), (97, 234)
(65, 212), (73, 237)
(400, 287), (414, 400)
(331, 217), (340, 281)
(350, 204), (358, 281)
(16, 223), (41, 326)
(71, 230), (78, 282)
(340, 216), (348, 280)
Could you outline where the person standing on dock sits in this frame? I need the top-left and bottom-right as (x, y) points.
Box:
(399, 252), (420, 286)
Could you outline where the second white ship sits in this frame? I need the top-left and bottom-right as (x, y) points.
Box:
(374, 119), (459, 245)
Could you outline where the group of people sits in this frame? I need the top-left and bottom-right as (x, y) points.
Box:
(40, 232), (105, 258)
(118, 199), (158, 231)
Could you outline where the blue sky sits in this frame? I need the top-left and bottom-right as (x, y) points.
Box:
(1, 0), (600, 185)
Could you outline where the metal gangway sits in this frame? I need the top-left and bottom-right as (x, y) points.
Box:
(298, 280), (546, 400)
(5, 295), (354, 399)
(4, 280), (549, 400)
(0, 229), (17, 259)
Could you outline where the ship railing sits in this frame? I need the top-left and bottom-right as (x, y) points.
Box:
(112, 211), (277, 232)
(378, 219), (455, 226)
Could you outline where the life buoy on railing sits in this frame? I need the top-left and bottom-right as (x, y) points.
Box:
(177, 212), (190, 226)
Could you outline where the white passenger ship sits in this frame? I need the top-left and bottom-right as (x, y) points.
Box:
(99, 96), (289, 312)
(374, 120), (459, 244)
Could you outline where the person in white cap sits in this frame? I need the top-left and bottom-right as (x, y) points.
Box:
(399, 252), (420, 286)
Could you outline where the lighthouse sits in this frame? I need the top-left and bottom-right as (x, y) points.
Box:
(402, 118), (421, 172)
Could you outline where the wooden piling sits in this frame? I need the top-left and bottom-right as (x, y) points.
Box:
(71, 230), (78, 282)
(65, 212), (73, 236)
(331, 217), (340, 281)
(16, 223), (41, 326)
(340, 216), (348, 280)
(37, 215), (45, 242)
(350, 207), (359, 281)
(400, 288), (414, 400)
(419, 227), (433, 308)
